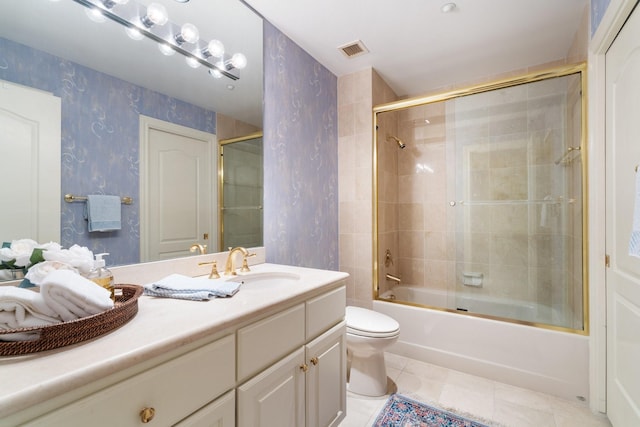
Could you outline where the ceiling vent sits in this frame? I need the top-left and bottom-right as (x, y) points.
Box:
(338, 40), (369, 58)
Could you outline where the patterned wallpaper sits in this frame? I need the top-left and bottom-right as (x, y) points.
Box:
(263, 22), (339, 270)
(0, 37), (215, 266)
(591, 0), (611, 36)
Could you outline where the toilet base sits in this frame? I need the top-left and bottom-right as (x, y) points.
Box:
(347, 351), (388, 396)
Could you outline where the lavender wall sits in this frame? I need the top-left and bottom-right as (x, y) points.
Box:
(263, 22), (339, 270)
(591, 0), (611, 36)
(0, 37), (215, 266)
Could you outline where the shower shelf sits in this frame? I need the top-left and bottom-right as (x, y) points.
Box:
(455, 198), (575, 206)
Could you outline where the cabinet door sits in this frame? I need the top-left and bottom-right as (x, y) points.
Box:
(305, 322), (346, 427)
(237, 348), (305, 427)
(174, 390), (235, 427)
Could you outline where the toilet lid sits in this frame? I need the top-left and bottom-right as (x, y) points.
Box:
(346, 306), (400, 337)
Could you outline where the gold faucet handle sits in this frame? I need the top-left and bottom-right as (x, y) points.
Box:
(198, 260), (220, 279)
(240, 253), (257, 273)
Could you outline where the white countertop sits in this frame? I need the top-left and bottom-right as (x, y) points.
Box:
(0, 262), (348, 421)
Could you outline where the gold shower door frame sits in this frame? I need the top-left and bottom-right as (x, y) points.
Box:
(372, 63), (588, 335)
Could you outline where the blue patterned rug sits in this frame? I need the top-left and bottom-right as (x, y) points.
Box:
(373, 394), (490, 427)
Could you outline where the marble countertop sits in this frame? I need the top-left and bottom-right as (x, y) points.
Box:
(0, 262), (348, 420)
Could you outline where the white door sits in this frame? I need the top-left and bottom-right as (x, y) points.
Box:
(0, 80), (60, 243)
(605, 4), (640, 425)
(139, 116), (216, 261)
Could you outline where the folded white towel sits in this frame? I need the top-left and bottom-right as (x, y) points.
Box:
(630, 169), (640, 257)
(0, 286), (62, 341)
(144, 274), (241, 301)
(40, 270), (114, 322)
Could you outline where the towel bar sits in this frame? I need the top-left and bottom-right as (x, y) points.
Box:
(64, 194), (133, 205)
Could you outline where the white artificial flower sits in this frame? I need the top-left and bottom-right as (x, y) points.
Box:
(38, 241), (62, 252)
(25, 261), (78, 285)
(0, 239), (39, 267)
(44, 244), (94, 275)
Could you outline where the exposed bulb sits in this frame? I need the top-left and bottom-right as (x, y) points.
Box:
(125, 26), (144, 40)
(203, 39), (224, 58)
(141, 2), (168, 27)
(208, 68), (223, 79)
(85, 7), (106, 23)
(176, 23), (199, 44)
(230, 53), (247, 70)
(185, 57), (201, 69)
(158, 43), (175, 56)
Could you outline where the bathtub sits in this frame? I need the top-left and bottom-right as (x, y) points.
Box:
(379, 286), (564, 325)
(374, 286), (589, 402)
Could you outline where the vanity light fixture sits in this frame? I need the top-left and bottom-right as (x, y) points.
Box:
(68, 0), (247, 81)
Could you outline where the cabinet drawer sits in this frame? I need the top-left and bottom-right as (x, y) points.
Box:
(26, 335), (235, 427)
(306, 285), (345, 340)
(237, 303), (305, 382)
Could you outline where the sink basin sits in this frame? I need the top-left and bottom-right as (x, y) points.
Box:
(226, 271), (301, 286)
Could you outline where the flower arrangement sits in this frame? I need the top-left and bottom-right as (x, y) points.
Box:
(0, 239), (94, 286)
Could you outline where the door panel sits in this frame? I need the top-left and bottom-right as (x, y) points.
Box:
(140, 116), (215, 261)
(0, 80), (60, 243)
(605, 4), (640, 425)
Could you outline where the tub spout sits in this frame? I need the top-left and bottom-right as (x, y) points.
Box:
(385, 273), (401, 284)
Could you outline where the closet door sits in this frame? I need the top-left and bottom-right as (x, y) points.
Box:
(605, 4), (640, 425)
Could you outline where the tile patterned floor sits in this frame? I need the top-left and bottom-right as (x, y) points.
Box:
(340, 353), (613, 427)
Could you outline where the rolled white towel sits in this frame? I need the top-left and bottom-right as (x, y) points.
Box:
(0, 286), (62, 341)
(40, 270), (114, 322)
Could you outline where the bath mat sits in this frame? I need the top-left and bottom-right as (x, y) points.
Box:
(372, 394), (489, 427)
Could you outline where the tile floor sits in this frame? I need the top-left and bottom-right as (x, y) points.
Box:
(340, 353), (613, 427)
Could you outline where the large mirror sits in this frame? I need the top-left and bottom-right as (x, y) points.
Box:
(0, 0), (263, 269)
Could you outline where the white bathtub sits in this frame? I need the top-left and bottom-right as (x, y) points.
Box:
(374, 286), (589, 402)
(379, 286), (564, 325)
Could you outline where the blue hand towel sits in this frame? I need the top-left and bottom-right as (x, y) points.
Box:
(143, 274), (241, 301)
(84, 195), (122, 232)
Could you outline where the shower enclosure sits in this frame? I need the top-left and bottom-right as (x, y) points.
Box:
(219, 132), (264, 251)
(374, 64), (587, 332)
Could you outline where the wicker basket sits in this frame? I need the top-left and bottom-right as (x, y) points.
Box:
(0, 284), (143, 356)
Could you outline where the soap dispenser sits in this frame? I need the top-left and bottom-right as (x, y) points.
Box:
(88, 253), (115, 302)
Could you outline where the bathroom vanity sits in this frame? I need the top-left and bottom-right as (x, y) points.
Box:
(0, 261), (348, 427)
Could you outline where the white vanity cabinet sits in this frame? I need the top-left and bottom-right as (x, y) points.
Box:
(23, 334), (236, 427)
(3, 273), (347, 427)
(237, 286), (347, 427)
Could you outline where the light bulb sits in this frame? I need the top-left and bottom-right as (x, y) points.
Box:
(185, 57), (201, 69)
(176, 23), (199, 44)
(141, 2), (168, 27)
(209, 68), (223, 79)
(230, 53), (247, 70)
(125, 26), (144, 40)
(203, 39), (224, 58)
(85, 7), (106, 23)
(158, 43), (175, 56)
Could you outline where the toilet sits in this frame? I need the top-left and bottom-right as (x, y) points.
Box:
(345, 306), (400, 396)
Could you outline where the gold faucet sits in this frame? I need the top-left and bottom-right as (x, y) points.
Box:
(224, 247), (252, 276)
(189, 244), (207, 255)
(198, 260), (220, 279)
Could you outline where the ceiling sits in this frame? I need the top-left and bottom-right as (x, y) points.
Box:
(244, 0), (589, 98)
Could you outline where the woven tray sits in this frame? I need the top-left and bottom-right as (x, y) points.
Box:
(0, 284), (143, 356)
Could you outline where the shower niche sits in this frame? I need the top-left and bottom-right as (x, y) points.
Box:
(374, 63), (587, 333)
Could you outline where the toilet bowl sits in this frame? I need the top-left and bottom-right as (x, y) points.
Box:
(345, 306), (400, 396)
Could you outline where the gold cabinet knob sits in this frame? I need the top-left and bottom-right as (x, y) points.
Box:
(299, 363), (309, 372)
(140, 407), (156, 423)
(310, 357), (319, 366)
